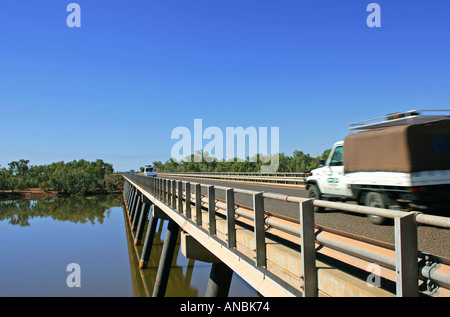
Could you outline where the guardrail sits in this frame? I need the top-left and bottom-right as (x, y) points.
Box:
(123, 173), (450, 297)
(158, 172), (306, 186)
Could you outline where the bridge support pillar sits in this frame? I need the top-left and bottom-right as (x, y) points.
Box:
(131, 195), (143, 231)
(205, 262), (233, 297)
(126, 182), (132, 204)
(180, 232), (233, 297)
(139, 206), (157, 269)
(134, 202), (151, 246)
(129, 189), (138, 219)
(152, 219), (180, 297)
(139, 204), (169, 269)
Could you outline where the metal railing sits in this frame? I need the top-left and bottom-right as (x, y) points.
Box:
(158, 172), (306, 186)
(123, 173), (450, 297)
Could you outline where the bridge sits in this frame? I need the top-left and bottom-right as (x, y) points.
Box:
(121, 173), (450, 297)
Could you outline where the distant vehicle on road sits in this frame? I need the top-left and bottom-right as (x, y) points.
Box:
(129, 170), (136, 175)
(144, 165), (157, 177)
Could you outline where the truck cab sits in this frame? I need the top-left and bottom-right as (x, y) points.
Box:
(308, 141), (351, 199)
(306, 110), (450, 224)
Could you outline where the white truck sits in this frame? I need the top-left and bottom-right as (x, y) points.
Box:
(306, 110), (450, 224)
(144, 165), (158, 177)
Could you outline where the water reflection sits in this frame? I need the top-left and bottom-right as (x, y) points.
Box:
(123, 211), (201, 297)
(0, 194), (133, 297)
(0, 195), (256, 297)
(0, 195), (124, 227)
(122, 207), (258, 297)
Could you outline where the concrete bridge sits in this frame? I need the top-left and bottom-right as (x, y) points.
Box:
(122, 173), (450, 297)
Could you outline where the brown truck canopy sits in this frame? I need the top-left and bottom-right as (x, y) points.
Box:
(344, 119), (450, 173)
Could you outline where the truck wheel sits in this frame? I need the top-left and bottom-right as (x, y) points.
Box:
(364, 192), (387, 225)
(307, 185), (325, 212)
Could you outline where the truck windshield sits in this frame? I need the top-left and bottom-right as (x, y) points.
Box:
(330, 146), (344, 166)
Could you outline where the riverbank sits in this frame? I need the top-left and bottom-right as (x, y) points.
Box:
(0, 188), (122, 200)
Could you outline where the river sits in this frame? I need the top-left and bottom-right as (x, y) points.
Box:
(0, 195), (257, 297)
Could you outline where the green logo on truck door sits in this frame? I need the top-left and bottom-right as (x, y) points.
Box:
(327, 178), (339, 184)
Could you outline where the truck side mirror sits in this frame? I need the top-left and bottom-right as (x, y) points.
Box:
(319, 160), (326, 167)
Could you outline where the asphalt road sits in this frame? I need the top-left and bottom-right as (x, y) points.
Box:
(161, 175), (450, 259)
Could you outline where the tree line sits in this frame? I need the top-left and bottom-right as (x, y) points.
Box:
(0, 159), (121, 195)
(151, 149), (331, 173)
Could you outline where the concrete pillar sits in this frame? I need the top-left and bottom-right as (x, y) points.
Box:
(134, 203), (151, 246)
(131, 196), (143, 231)
(129, 189), (138, 219)
(140, 207), (158, 269)
(180, 232), (232, 297)
(205, 262), (233, 297)
(152, 219), (180, 297)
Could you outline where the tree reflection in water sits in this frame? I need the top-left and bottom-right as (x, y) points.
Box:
(0, 194), (124, 227)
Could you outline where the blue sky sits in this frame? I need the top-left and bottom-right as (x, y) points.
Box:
(1, 1), (449, 171)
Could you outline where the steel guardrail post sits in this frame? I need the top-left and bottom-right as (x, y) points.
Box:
(167, 179), (171, 206)
(299, 199), (318, 297)
(168, 179), (171, 205)
(163, 178), (166, 203)
(171, 180), (176, 209)
(177, 181), (183, 213)
(195, 183), (202, 226)
(162, 179), (166, 203)
(185, 182), (191, 219)
(162, 178), (165, 202)
(226, 188), (236, 248)
(253, 192), (266, 267)
(208, 185), (216, 235)
(395, 212), (419, 297)
(155, 177), (161, 199)
(159, 178), (162, 200)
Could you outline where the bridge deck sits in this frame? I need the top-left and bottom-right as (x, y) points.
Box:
(122, 174), (450, 297)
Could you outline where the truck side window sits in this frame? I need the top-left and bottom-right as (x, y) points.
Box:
(329, 146), (344, 166)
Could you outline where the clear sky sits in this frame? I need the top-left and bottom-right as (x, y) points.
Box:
(1, 1), (449, 172)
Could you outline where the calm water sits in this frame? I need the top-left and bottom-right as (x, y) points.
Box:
(0, 195), (256, 297)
